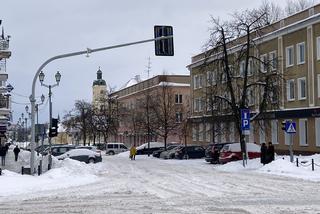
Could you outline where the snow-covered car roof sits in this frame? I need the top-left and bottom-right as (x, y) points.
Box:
(137, 142), (164, 149)
(57, 149), (98, 158)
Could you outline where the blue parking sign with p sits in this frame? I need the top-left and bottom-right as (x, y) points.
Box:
(241, 109), (250, 131)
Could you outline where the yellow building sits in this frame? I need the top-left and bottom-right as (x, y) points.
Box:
(188, 5), (320, 154)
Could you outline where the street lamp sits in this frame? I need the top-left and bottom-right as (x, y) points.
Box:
(39, 71), (61, 169)
(35, 94), (45, 145)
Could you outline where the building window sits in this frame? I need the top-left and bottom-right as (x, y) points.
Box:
(297, 42), (305, 65)
(240, 60), (245, 77)
(318, 74), (320, 98)
(259, 121), (265, 144)
(247, 88), (254, 106)
(317, 37), (320, 60)
(205, 123), (211, 142)
(199, 123), (204, 142)
(260, 54), (268, 73)
(175, 94), (183, 104)
(271, 120), (279, 144)
(193, 98), (199, 112)
(316, 118), (320, 147)
(286, 45), (294, 67)
(299, 119), (308, 146)
(207, 71), (216, 86)
(287, 79), (295, 101)
(192, 125), (198, 142)
(269, 51), (277, 71)
(297, 77), (306, 100)
(175, 112), (182, 123)
(193, 75), (199, 89)
(248, 58), (254, 76)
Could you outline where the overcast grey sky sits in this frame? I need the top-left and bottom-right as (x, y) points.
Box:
(0, 0), (290, 123)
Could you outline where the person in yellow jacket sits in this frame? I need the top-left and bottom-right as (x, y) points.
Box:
(129, 145), (137, 160)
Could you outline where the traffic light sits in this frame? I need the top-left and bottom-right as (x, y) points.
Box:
(49, 118), (58, 137)
(281, 120), (287, 131)
(154, 25), (174, 56)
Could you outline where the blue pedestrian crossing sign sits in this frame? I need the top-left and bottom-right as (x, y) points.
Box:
(285, 121), (296, 134)
(241, 109), (250, 131)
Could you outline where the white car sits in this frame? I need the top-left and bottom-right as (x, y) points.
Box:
(57, 149), (102, 164)
(106, 142), (128, 155)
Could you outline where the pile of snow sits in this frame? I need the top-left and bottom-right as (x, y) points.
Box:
(215, 154), (320, 182)
(0, 157), (107, 197)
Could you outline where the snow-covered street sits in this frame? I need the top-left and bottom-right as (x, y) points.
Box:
(0, 154), (320, 214)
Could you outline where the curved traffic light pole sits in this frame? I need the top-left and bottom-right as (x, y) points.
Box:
(29, 35), (173, 175)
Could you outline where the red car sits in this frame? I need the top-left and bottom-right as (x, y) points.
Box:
(219, 143), (261, 164)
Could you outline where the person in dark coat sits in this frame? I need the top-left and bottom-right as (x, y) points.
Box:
(212, 147), (220, 164)
(266, 142), (275, 164)
(0, 146), (6, 166)
(260, 143), (267, 165)
(13, 146), (20, 162)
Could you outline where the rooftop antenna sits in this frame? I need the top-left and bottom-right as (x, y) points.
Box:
(146, 57), (152, 78)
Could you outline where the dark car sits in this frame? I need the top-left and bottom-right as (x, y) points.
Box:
(57, 149), (102, 164)
(152, 145), (179, 158)
(205, 142), (236, 164)
(43, 145), (76, 156)
(136, 142), (164, 155)
(174, 145), (205, 159)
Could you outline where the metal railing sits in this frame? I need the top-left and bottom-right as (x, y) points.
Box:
(296, 158), (320, 171)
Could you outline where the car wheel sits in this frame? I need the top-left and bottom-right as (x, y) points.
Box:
(108, 151), (115, 155)
(88, 158), (95, 164)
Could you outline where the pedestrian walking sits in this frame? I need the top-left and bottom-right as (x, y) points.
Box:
(266, 142), (275, 164)
(0, 145), (7, 166)
(13, 145), (20, 162)
(130, 145), (137, 160)
(260, 143), (267, 165)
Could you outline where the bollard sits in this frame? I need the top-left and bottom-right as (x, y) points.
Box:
(38, 165), (41, 176)
(48, 163), (51, 170)
(312, 159), (314, 171)
(21, 166), (24, 175)
(296, 158), (299, 167)
(0, 168), (2, 176)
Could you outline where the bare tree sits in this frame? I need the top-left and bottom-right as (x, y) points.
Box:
(152, 82), (182, 150)
(285, 0), (313, 15)
(62, 100), (92, 146)
(202, 7), (281, 163)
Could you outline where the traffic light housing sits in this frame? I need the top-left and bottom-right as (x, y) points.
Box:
(281, 120), (287, 131)
(49, 118), (58, 137)
(154, 25), (174, 56)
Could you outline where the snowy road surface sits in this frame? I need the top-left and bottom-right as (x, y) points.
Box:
(1, 154), (319, 214)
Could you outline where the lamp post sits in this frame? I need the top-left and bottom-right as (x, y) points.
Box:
(35, 94), (45, 145)
(39, 71), (61, 169)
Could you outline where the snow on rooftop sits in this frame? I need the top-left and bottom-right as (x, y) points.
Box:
(158, 81), (190, 87)
(119, 75), (144, 90)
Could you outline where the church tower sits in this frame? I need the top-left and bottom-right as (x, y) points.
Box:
(92, 67), (107, 110)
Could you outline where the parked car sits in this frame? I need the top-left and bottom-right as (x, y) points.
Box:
(152, 144), (179, 158)
(174, 145), (205, 159)
(219, 142), (261, 164)
(43, 145), (76, 156)
(106, 142), (128, 155)
(136, 142), (164, 155)
(160, 145), (183, 159)
(205, 142), (236, 164)
(57, 148), (102, 163)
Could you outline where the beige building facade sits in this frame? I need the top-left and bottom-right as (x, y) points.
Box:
(188, 5), (320, 154)
(110, 75), (190, 147)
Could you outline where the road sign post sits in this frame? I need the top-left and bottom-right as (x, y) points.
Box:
(284, 120), (296, 163)
(240, 109), (250, 166)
